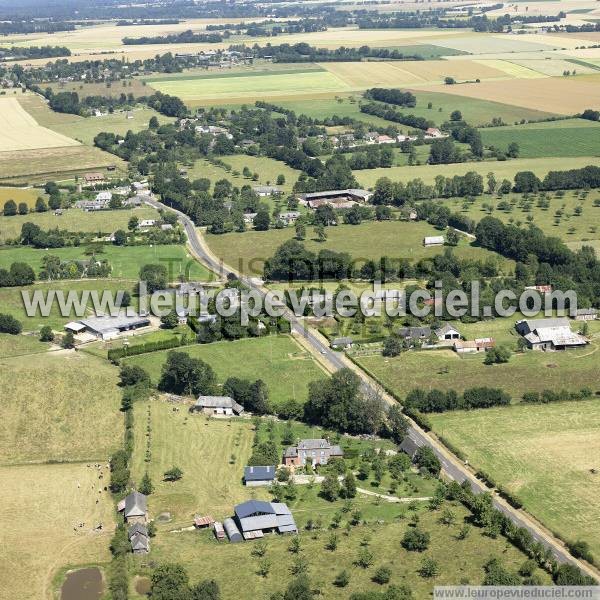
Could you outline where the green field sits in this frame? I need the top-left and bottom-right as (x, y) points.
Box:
(123, 335), (326, 406)
(275, 90), (558, 128)
(0, 351), (122, 465)
(0, 206), (161, 243)
(188, 155), (301, 193)
(0, 243), (211, 280)
(356, 338), (600, 399)
(356, 156), (600, 187)
(205, 220), (514, 276)
(0, 331), (52, 357)
(480, 118), (600, 158)
(429, 399), (600, 558)
(447, 189), (600, 243)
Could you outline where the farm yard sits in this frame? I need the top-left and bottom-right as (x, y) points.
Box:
(429, 399), (600, 558)
(205, 221), (514, 277)
(123, 334), (326, 407)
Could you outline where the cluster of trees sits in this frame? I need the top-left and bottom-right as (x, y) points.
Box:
(157, 351), (217, 396)
(0, 20), (75, 35)
(0, 313), (22, 335)
(148, 564), (221, 600)
(360, 102), (434, 131)
(522, 388), (593, 404)
(122, 30), (225, 44)
(405, 387), (511, 413)
(365, 88), (416, 107)
(0, 45), (71, 60)
(38, 254), (112, 280)
(0, 262), (35, 288)
(303, 369), (392, 435)
(346, 144), (394, 170)
(223, 377), (270, 415)
(3, 197), (52, 217)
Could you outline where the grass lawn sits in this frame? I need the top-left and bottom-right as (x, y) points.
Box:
(447, 189), (600, 243)
(0, 331), (51, 358)
(0, 462), (115, 600)
(356, 340), (600, 400)
(0, 206), (161, 243)
(187, 154), (301, 193)
(123, 335), (326, 407)
(429, 399), (600, 557)
(0, 243), (211, 280)
(0, 351), (122, 465)
(480, 118), (600, 158)
(205, 221), (514, 276)
(356, 156), (600, 188)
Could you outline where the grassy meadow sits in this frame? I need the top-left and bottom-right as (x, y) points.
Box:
(123, 335), (326, 407)
(205, 220), (514, 276)
(0, 462), (115, 600)
(0, 206), (161, 243)
(429, 399), (600, 557)
(0, 351), (122, 465)
(0, 243), (211, 280)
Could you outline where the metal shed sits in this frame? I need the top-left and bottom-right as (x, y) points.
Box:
(223, 517), (243, 543)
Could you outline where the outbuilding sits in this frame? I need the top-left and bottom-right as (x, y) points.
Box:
(243, 465), (276, 486)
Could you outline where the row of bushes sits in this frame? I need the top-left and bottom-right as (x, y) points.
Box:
(522, 388), (594, 404)
(107, 334), (192, 362)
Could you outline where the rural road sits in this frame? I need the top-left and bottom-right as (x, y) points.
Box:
(148, 197), (599, 581)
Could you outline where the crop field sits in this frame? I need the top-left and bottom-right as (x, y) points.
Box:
(0, 463), (115, 600)
(204, 221), (514, 276)
(0, 243), (211, 281)
(508, 58), (599, 76)
(275, 91), (557, 128)
(149, 68), (349, 104)
(424, 74), (600, 114)
(450, 189), (600, 242)
(0, 206), (160, 243)
(188, 155), (301, 192)
(356, 339), (600, 400)
(356, 156), (600, 187)
(473, 59), (544, 79)
(46, 78), (153, 100)
(0, 186), (46, 211)
(123, 335), (326, 407)
(0, 351), (122, 464)
(0, 96), (80, 152)
(427, 34), (563, 54)
(429, 399), (600, 557)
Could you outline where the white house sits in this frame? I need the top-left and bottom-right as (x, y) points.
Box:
(423, 236), (445, 247)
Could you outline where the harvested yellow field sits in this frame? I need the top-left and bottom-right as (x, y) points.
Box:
(0, 463), (115, 600)
(319, 61), (424, 87)
(399, 58), (507, 82)
(509, 58), (598, 76)
(422, 74), (600, 114)
(0, 187), (44, 209)
(474, 59), (545, 79)
(0, 97), (80, 152)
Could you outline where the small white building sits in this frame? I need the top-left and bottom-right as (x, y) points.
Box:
(423, 236), (445, 247)
(95, 191), (112, 202)
(138, 219), (157, 228)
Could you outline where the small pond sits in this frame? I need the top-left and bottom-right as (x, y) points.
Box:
(60, 567), (104, 600)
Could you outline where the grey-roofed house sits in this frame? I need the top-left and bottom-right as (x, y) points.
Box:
(244, 465), (276, 486)
(300, 188), (372, 209)
(75, 314), (151, 340)
(128, 523), (150, 554)
(516, 318), (587, 351)
(283, 438), (343, 467)
(233, 500), (297, 540)
(119, 491), (148, 524)
(331, 336), (353, 350)
(253, 185), (282, 197)
(435, 323), (461, 341)
(399, 436), (421, 460)
(574, 308), (597, 321)
(395, 326), (432, 341)
(192, 396), (244, 416)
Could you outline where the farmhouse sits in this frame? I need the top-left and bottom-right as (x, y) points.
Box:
(399, 436), (421, 460)
(83, 172), (105, 185)
(300, 188), (372, 209)
(243, 465), (276, 486)
(278, 211), (301, 226)
(138, 219), (157, 228)
(253, 185), (282, 197)
(192, 395), (244, 416)
(453, 338), (496, 354)
(424, 128), (446, 139)
(118, 491), (148, 524)
(233, 500), (297, 540)
(283, 439), (343, 467)
(377, 134), (396, 144)
(65, 314), (151, 340)
(331, 336), (354, 350)
(128, 523), (150, 554)
(95, 191), (112, 202)
(516, 318), (587, 351)
(423, 236), (445, 247)
(75, 198), (110, 211)
(243, 212), (258, 224)
(574, 308), (597, 321)
(435, 323), (461, 341)
(395, 326), (432, 341)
